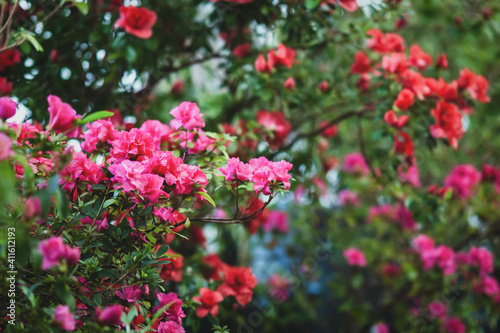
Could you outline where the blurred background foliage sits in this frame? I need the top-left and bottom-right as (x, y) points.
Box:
(2, 0), (500, 332)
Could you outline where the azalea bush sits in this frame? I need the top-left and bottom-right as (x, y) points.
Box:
(1, 0), (500, 332)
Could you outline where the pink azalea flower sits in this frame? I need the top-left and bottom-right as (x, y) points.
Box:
(153, 207), (177, 223)
(81, 120), (119, 152)
(398, 164), (421, 187)
(95, 305), (123, 326)
(218, 157), (254, 182)
(169, 102), (205, 130)
(53, 305), (76, 331)
(157, 321), (186, 333)
(116, 285), (142, 303)
(38, 237), (66, 270)
(47, 95), (79, 136)
(38, 237), (80, 270)
(0, 96), (16, 120)
(64, 245), (81, 266)
(468, 246), (493, 275)
(374, 322), (389, 333)
(268, 274), (291, 302)
(153, 292), (186, 325)
(428, 300), (447, 319)
(110, 128), (156, 162)
(444, 164), (481, 199)
(0, 132), (13, 160)
(338, 190), (360, 206)
(342, 152), (369, 175)
(442, 317), (465, 333)
(262, 210), (289, 233)
(140, 120), (172, 149)
(412, 234), (435, 252)
(394, 204), (417, 231)
(343, 248), (367, 267)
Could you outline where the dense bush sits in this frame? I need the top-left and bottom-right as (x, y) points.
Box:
(1, 0), (500, 332)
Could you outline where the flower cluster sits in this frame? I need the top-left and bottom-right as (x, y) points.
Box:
(218, 156), (293, 195)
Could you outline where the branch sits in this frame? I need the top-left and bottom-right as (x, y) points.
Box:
(273, 105), (376, 156)
(356, 115), (376, 176)
(172, 193), (275, 227)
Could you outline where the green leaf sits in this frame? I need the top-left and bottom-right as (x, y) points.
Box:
(195, 191), (216, 207)
(79, 111), (115, 125)
(24, 33), (44, 52)
(156, 245), (170, 257)
(103, 199), (117, 208)
(75, 1), (89, 15)
(305, 0), (320, 10)
(184, 217), (191, 229)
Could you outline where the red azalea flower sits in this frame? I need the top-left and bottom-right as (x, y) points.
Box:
(394, 89), (415, 111)
(436, 54), (448, 69)
(192, 287), (224, 318)
(366, 29), (405, 53)
(318, 80), (329, 92)
(274, 44), (296, 68)
(384, 110), (409, 129)
(232, 43), (251, 58)
(350, 51), (370, 74)
(255, 54), (267, 72)
(0, 77), (12, 95)
(283, 77), (296, 91)
(319, 120), (338, 138)
(158, 249), (184, 282)
(408, 45), (432, 71)
(256, 110), (291, 149)
(339, 0), (358, 12)
(115, 6), (157, 39)
(217, 266), (257, 307)
(0, 49), (21, 71)
(394, 131), (414, 156)
(430, 101), (464, 149)
(382, 52), (407, 74)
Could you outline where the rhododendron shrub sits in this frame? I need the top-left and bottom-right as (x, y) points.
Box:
(0, 99), (292, 331)
(2, 0), (500, 332)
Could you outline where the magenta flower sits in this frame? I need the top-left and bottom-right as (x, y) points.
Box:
(338, 190), (360, 207)
(263, 211), (289, 233)
(412, 234), (435, 252)
(115, 285), (142, 303)
(53, 305), (76, 331)
(0, 132), (13, 160)
(444, 164), (481, 199)
(0, 96), (16, 120)
(374, 322), (389, 333)
(342, 152), (369, 175)
(153, 292), (186, 325)
(428, 300), (447, 320)
(268, 274), (291, 302)
(81, 119), (119, 152)
(64, 245), (81, 266)
(95, 305), (123, 326)
(38, 237), (66, 270)
(38, 237), (81, 270)
(442, 317), (465, 333)
(468, 246), (493, 275)
(218, 157), (254, 182)
(47, 95), (78, 135)
(169, 102), (205, 130)
(157, 321), (186, 333)
(343, 248), (367, 267)
(394, 204), (417, 231)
